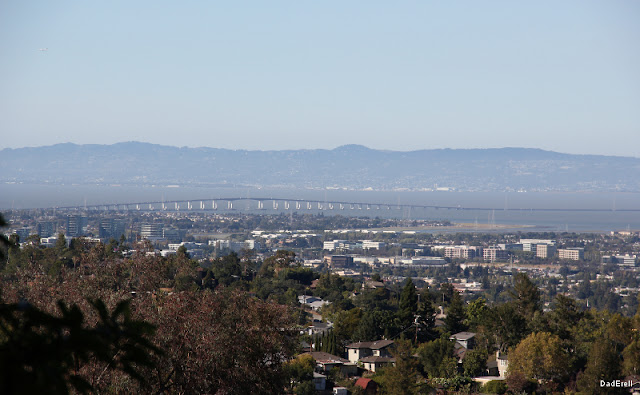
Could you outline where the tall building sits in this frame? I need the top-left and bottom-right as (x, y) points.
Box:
(66, 215), (88, 237)
(140, 223), (164, 240)
(14, 228), (31, 242)
(99, 218), (126, 240)
(36, 221), (56, 237)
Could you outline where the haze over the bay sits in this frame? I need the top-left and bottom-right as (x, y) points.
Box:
(1, 2), (639, 156)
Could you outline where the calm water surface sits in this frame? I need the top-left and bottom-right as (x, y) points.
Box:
(1, 184), (639, 233)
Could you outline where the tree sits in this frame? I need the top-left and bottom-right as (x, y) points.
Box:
(284, 354), (315, 395)
(463, 348), (488, 377)
(259, 250), (296, 277)
(398, 278), (418, 328)
(444, 290), (466, 334)
(484, 302), (528, 352)
(379, 338), (419, 395)
(0, 298), (159, 394)
(135, 290), (298, 394)
(417, 336), (456, 378)
(0, 214), (13, 263)
(415, 296), (436, 342)
(438, 283), (455, 305)
(332, 308), (363, 345)
(577, 338), (623, 394)
(510, 273), (541, 320)
(548, 294), (584, 341)
(464, 297), (487, 330)
(622, 335), (640, 377)
(507, 332), (569, 384)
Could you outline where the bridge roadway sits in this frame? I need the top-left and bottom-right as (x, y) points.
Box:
(50, 197), (640, 213)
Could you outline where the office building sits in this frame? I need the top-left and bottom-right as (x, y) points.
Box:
(558, 248), (584, 261)
(536, 244), (556, 259)
(140, 223), (164, 240)
(444, 246), (483, 259)
(36, 222), (56, 237)
(66, 215), (88, 237)
(99, 218), (126, 240)
(483, 247), (509, 263)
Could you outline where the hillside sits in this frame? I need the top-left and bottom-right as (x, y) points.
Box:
(2, 143), (639, 192)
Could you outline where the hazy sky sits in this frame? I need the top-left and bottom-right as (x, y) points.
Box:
(1, 1), (639, 156)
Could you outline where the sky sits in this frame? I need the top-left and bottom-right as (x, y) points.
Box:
(1, 1), (639, 156)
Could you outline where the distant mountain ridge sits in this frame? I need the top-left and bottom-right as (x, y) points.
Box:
(2, 142), (639, 192)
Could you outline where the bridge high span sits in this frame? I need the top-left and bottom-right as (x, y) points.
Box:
(48, 197), (639, 214)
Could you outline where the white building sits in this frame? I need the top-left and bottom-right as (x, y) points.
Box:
(396, 257), (446, 267)
(536, 244), (557, 259)
(520, 239), (555, 252)
(444, 246), (483, 259)
(558, 248), (584, 260)
(483, 247), (509, 263)
(362, 240), (386, 250)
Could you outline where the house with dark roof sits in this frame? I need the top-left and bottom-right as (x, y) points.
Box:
(345, 339), (395, 371)
(450, 331), (476, 350)
(302, 351), (358, 377)
(360, 355), (395, 372)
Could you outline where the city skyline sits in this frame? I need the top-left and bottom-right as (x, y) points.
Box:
(1, 1), (639, 157)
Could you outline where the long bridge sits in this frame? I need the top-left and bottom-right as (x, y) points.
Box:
(50, 197), (640, 213)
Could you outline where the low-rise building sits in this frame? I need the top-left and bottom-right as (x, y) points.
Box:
(483, 247), (509, 262)
(520, 239), (555, 252)
(362, 240), (386, 250)
(602, 254), (637, 267)
(536, 244), (557, 259)
(396, 257), (446, 267)
(558, 247), (584, 260)
(444, 245), (483, 259)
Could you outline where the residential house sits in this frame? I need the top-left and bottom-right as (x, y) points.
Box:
(360, 355), (395, 372)
(303, 351), (358, 377)
(346, 339), (395, 371)
(450, 332), (476, 350)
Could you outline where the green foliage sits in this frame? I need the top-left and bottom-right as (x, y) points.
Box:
(444, 290), (466, 334)
(377, 338), (419, 395)
(510, 273), (541, 320)
(622, 335), (640, 376)
(484, 302), (528, 351)
(462, 348), (487, 377)
(415, 296), (437, 342)
(577, 337), (624, 394)
(352, 309), (398, 341)
(548, 294), (584, 341)
(464, 297), (487, 331)
(284, 354), (315, 394)
(482, 380), (507, 394)
(0, 298), (159, 394)
(417, 335), (456, 378)
(314, 329), (339, 356)
(508, 331), (569, 384)
(397, 278), (418, 328)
